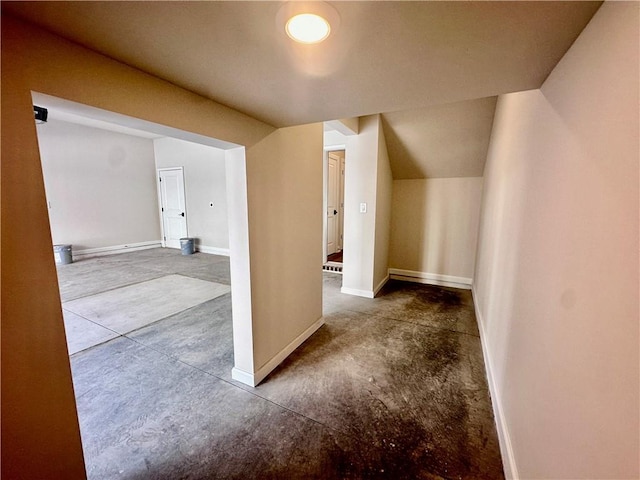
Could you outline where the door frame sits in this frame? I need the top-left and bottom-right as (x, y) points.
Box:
(157, 166), (187, 248)
(323, 145), (345, 264)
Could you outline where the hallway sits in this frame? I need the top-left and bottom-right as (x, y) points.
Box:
(60, 249), (503, 479)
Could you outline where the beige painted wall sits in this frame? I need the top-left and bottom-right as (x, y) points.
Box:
(473, 2), (639, 478)
(244, 124), (324, 371)
(1, 14), (321, 479)
(37, 119), (161, 250)
(382, 96), (497, 179)
(337, 117), (359, 135)
(389, 177), (483, 281)
(154, 137), (229, 251)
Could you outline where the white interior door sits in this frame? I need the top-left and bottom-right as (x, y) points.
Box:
(327, 153), (340, 255)
(158, 168), (187, 249)
(338, 154), (345, 252)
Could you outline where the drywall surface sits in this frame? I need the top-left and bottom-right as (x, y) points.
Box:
(373, 120), (393, 291)
(245, 124), (323, 372)
(37, 119), (160, 250)
(154, 137), (229, 251)
(337, 117), (359, 135)
(342, 114), (392, 296)
(0, 14), (273, 479)
(389, 177), (483, 281)
(473, 2), (639, 478)
(225, 147), (254, 375)
(382, 96), (496, 179)
(324, 129), (347, 147)
(342, 115), (380, 295)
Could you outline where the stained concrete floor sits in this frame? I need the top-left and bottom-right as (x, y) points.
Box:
(58, 248), (504, 480)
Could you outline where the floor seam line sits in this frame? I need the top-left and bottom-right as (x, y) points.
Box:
(65, 294), (229, 345)
(118, 335), (386, 454)
(63, 309), (122, 334)
(61, 272), (223, 305)
(60, 271), (167, 302)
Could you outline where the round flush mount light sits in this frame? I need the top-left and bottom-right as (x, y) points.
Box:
(286, 13), (331, 44)
(276, 2), (340, 45)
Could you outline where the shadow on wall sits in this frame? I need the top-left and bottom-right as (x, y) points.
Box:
(380, 116), (421, 178)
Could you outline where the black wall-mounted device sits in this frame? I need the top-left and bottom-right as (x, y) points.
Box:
(34, 105), (48, 123)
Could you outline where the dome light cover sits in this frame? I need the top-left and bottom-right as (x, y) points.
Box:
(285, 13), (331, 44)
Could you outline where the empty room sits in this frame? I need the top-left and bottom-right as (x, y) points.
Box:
(2, 2), (638, 480)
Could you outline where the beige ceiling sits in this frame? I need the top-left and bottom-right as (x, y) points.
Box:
(382, 96), (497, 179)
(5, 1), (601, 179)
(4, 1), (601, 129)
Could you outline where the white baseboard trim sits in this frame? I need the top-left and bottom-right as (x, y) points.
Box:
(231, 367), (255, 386)
(72, 241), (162, 260)
(341, 274), (389, 298)
(388, 268), (472, 290)
(341, 286), (375, 298)
(373, 274), (389, 297)
(472, 286), (519, 480)
(232, 316), (325, 387)
(196, 245), (230, 257)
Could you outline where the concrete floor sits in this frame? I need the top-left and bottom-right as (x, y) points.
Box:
(58, 248), (504, 480)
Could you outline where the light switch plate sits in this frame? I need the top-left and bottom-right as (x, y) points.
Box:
(359, 202), (367, 213)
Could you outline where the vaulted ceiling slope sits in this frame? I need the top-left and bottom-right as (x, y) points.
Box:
(3, 1), (601, 129)
(382, 96), (497, 179)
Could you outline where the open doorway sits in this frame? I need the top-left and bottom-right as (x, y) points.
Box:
(323, 146), (346, 274)
(32, 91), (246, 348)
(326, 149), (345, 262)
(32, 92), (255, 476)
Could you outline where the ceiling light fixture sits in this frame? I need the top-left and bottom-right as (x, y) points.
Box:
(276, 2), (340, 46)
(286, 13), (331, 44)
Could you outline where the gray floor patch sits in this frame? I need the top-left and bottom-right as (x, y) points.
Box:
(63, 274), (230, 338)
(63, 309), (120, 355)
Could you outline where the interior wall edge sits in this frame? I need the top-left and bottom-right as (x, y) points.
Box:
(373, 273), (390, 297)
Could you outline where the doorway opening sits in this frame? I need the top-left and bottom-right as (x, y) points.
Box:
(323, 147), (345, 273)
(32, 91), (255, 474)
